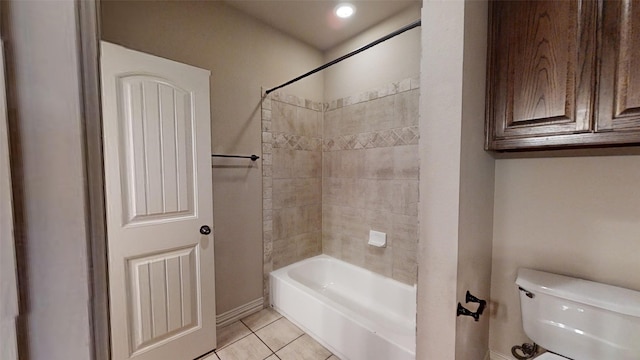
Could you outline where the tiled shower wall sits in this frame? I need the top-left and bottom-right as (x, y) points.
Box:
(262, 78), (419, 301)
(322, 78), (420, 285)
(261, 92), (324, 300)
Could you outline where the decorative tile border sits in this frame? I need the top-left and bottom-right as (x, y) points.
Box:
(272, 132), (323, 151)
(325, 76), (420, 111)
(268, 90), (323, 112)
(268, 75), (419, 114)
(324, 126), (419, 151)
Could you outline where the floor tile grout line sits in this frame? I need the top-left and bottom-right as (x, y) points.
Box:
(279, 332), (305, 350)
(216, 311), (281, 353)
(216, 330), (334, 360)
(214, 323), (253, 353)
(215, 332), (251, 353)
(255, 314), (284, 332)
(216, 310), (336, 360)
(251, 315), (307, 359)
(258, 312), (335, 359)
(253, 327), (277, 357)
(241, 312), (283, 359)
(217, 330), (272, 360)
(241, 313), (283, 333)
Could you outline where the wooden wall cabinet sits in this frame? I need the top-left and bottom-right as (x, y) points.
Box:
(485, 0), (640, 151)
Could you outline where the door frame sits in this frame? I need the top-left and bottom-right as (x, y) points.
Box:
(77, 1), (111, 360)
(0, 40), (19, 360)
(79, 3), (220, 359)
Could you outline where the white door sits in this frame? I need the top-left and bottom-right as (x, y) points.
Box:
(101, 41), (216, 360)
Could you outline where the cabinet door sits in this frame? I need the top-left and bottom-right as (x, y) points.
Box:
(486, 0), (598, 150)
(597, 0), (640, 133)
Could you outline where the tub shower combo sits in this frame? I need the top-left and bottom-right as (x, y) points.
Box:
(260, 20), (421, 360)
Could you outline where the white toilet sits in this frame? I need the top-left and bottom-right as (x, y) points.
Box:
(516, 268), (640, 360)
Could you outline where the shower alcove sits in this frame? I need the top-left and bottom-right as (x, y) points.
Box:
(261, 78), (420, 294)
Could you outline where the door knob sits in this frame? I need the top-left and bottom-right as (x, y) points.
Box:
(200, 225), (211, 235)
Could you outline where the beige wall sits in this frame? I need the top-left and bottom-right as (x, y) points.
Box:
(323, 82), (420, 285)
(101, 0), (324, 314)
(4, 0), (92, 358)
(323, 4), (422, 100)
(489, 156), (640, 358)
(417, 1), (493, 359)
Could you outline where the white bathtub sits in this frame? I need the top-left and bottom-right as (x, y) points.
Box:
(270, 254), (416, 360)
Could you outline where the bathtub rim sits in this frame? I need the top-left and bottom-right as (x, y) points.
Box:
(272, 254), (417, 292)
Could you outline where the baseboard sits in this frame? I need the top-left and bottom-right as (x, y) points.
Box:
(489, 350), (512, 360)
(216, 297), (264, 327)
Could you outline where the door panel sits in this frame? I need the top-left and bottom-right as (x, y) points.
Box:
(128, 246), (199, 354)
(119, 76), (195, 224)
(486, 0), (597, 144)
(598, 0), (640, 131)
(101, 41), (216, 360)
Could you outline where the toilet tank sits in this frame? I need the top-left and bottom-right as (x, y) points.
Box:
(516, 268), (640, 360)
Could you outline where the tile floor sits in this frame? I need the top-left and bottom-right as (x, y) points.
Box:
(202, 308), (340, 360)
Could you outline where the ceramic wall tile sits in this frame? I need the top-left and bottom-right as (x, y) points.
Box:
(365, 95), (395, 133)
(394, 89), (420, 127)
(321, 80), (420, 285)
(296, 231), (322, 259)
(272, 236), (297, 269)
(321, 231), (341, 258)
(264, 93), (323, 273)
(362, 147), (394, 179)
(393, 145), (419, 180)
(392, 245), (418, 284)
(341, 235), (366, 268)
(340, 102), (366, 135)
(323, 108), (341, 138)
(298, 107), (321, 137)
(364, 246), (393, 278)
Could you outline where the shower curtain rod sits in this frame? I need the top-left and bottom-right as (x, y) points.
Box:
(265, 19), (421, 95)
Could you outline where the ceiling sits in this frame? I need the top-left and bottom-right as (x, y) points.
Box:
(222, 0), (421, 51)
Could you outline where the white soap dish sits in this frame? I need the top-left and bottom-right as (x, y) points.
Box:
(368, 230), (387, 247)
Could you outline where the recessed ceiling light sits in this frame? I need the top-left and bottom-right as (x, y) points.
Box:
(335, 3), (356, 18)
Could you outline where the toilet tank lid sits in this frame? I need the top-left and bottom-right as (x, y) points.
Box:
(516, 268), (640, 318)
